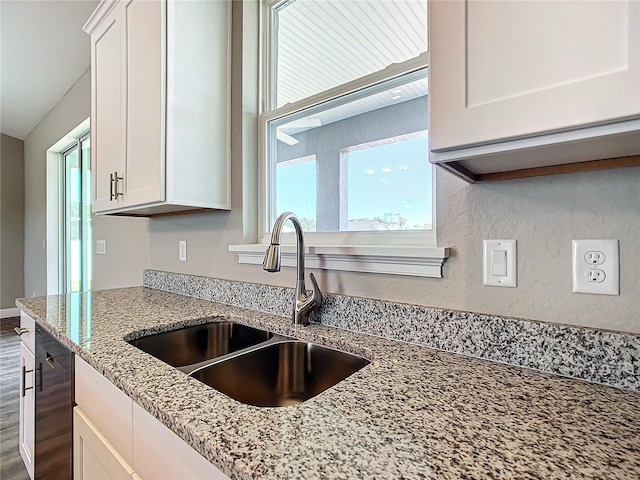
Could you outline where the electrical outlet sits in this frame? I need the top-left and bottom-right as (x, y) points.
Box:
(585, 269), (606, 283)
(573, 240), (619, 295)
(584, 251), (605, 265)
(96, 240), (106, 255)
(179, 240), (187, 262)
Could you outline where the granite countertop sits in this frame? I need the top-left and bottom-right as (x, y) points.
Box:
(17, 287), (640, 479)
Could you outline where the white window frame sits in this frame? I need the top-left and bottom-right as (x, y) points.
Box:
(230, 0), (448, 277)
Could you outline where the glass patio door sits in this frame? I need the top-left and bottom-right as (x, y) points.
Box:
(62, 134), (92, 292)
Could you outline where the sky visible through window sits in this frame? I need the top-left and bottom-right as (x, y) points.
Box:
(276, 158), (317, 231)
(275, 134), (431, 231)
(347, 135), (431, 230)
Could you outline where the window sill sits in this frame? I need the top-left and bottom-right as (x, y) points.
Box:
(228, 244), (450, 278)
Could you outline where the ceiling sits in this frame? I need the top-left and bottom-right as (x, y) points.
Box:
(1, 0), (99, 140)
(276, 0), (427, 107)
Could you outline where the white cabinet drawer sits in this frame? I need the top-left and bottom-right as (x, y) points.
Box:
(75, 357), (133, 466)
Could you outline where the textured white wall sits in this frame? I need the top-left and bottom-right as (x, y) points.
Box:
(149, 166), (640, 334)
(147, 2), (640, 334)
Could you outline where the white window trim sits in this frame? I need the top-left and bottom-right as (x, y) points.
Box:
(46, 118), (91, 295)
(230, 0), (449, 278)
(230, 244), (448, 278)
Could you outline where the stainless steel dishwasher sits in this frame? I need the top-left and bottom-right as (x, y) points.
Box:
(35, 325), (73, 479)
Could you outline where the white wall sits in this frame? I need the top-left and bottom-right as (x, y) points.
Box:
(147, 2), (640, 334)
(23, 70), (150, 297)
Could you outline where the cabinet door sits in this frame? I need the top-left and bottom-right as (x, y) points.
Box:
(74, 407), (136, 480)
(91, 3), (126, 212)
(122, 0), (165, 207)
(429, 0), (640, 152)
(19, 342), (35, 480)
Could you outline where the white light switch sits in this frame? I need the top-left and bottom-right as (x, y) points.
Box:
(483, 240), (517, 287)
(492, 250), (507, 276)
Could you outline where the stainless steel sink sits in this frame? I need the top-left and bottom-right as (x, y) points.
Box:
(128, 322), (272, 372)
(190, 340), (370, 407)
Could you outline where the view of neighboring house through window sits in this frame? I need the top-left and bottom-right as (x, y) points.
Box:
(62, 134), (92, 292)
(263, 0), (430, 234)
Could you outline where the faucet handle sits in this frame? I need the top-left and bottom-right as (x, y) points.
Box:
(308, 272), (323, 309)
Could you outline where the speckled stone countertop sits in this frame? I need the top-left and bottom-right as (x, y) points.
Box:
(17, 287), (640, 479)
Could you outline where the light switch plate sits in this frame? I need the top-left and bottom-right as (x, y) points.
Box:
(483, 240), (517, 287)
(572, 239), (619, 295)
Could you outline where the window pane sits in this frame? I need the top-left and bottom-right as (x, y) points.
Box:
(276, 156), (317, 232)
(346, 133), (431, 230)
(63, 137), (92, 294)
(81, 137), (92, 291)
(268, 70), (429, 232)
(275, 0), (428, 107)
(64, 148), (82, 292)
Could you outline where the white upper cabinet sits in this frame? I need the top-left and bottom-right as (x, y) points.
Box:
(429, 0), (640, 181)
(84, 0), (230, 214)
(122, 0), (164, 209)
(91, 3), (125, 212)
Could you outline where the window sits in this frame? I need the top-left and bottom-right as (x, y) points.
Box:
(231, 0), (448, 277)
(262, 0), (431, 240)
(61, 134), (92, 292)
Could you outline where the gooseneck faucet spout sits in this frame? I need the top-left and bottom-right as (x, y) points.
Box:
(263, 212), (322, 326)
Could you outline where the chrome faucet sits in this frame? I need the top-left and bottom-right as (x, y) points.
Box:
(263, 212), (322, 326)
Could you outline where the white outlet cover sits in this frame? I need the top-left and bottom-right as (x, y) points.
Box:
(96, 240), (106, 255)
(483, 239), (517, 287)
(572, 239), (619, 295)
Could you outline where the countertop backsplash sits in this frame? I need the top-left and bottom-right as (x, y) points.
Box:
(143, 269), (639, 392)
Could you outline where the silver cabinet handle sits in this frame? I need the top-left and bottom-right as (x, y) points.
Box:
(21, 366), (33, 397)
(14, 327), (28, 336)
(110, 173), (115, 201)
(114, 171), (124, 199)
(46, 354), (55, 369)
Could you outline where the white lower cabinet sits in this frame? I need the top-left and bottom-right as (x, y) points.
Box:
(74, 356), (229, 480)
(74, 408), (136, 480)
(18, 312), (36, 480)
(18, 342), (35, 480)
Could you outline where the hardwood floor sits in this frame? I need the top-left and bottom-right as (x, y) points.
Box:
(1, 317), (30, 480)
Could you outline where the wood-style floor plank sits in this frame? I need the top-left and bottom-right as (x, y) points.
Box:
(1, 317), (30, 480)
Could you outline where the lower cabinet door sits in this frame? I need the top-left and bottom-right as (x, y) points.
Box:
(73, 407), (136, 480)
(18, 342), (35, 480)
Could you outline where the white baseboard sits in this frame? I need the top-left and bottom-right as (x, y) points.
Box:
(1, 307), (20, 319)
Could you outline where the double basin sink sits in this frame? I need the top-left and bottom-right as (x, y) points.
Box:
(129, 322), (370, 407)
